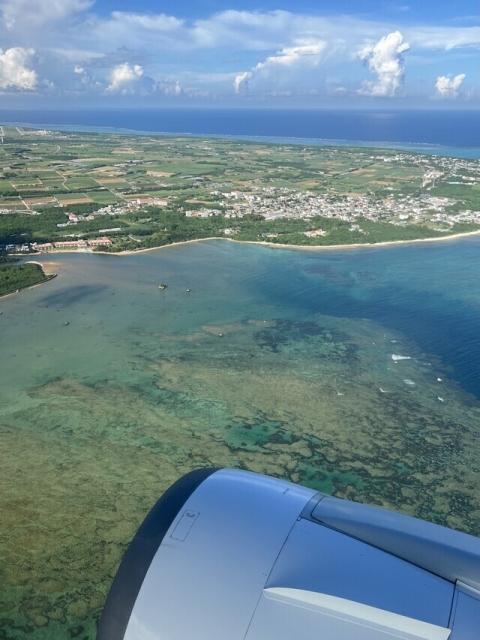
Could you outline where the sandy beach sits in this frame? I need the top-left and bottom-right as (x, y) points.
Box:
(96, 229), (480, 256)
(24, 260), (60, 275)
(4, 230), (480, 267)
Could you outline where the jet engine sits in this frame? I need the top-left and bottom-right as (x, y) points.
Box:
(98, 468), (480, 640)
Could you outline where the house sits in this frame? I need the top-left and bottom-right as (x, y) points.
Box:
(33, 243), (53, 251)
(304, 228), (325, 237)
(88, 237), (112, 247)
(53, 240), (87, 249)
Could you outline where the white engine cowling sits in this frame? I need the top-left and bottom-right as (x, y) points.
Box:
(97, 468), (480, 640)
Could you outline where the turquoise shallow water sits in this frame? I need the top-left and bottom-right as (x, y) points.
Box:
(0, 238), (479, 638)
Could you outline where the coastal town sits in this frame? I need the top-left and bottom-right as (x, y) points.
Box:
(0, 127), (479, 253)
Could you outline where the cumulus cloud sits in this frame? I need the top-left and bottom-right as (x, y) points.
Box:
(161, 80), (183, 96)
(107, 62), (143, 93)
(233, 71), (252, 93)
(435, 73), (466, 99)
(71, 63), (98, 90)
(0, 47), (37, 89)
(0, 5), (477, 101)
(358, 31), (410, 97)
(234, 40), (326, 93)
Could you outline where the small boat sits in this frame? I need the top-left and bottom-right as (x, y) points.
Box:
(158, 283), (167, 290)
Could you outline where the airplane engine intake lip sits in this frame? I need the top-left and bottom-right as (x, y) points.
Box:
(96, 467), (219, 640)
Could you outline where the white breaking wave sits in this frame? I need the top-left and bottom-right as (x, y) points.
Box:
(392, 354), (411, 361)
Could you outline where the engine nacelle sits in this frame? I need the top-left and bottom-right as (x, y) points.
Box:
(98, 468), (480, 640)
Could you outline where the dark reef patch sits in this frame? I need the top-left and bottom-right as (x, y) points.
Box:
(254, 318), (359, 363)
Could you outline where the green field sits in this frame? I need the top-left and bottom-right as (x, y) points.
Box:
(0, 126), (478, 251)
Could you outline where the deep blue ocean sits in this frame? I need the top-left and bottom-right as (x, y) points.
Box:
(1, 107), (479, 157)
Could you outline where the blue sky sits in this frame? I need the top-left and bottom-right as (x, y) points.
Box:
(0, 0), (478, 107)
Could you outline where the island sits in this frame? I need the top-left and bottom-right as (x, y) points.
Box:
(0, 126), (478, 256)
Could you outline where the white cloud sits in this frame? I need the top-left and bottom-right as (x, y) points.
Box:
(233, 71), (252, 93)
(234, 40), (326, 93)
(435, 73), (466, 98)
(107, 62), (143, 93)
(192, 11), (480, 54)
(0, 0), (93, 30)
(2, 6), (479, 56)
(157, 79), (183, 96)
(0, 47), (37, 89)
(167, 82), (182, 96)
(404, 26), (480, 51)
(75, 11), (184, 53)
(261, 41), (326, 67)
(358, 31), (410, 97)
(0, 6), (478, 102)
(109, 11), (183, 32)
(74, 64), (85, 74)
(193, 10), (295, 49)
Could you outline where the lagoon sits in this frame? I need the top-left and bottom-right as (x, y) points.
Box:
(0, 237), (479, 638)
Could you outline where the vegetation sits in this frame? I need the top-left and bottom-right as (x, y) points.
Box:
(0, 127), (478, 253)
(0, 262), (51, 297)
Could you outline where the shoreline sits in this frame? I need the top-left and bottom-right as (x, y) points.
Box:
(0, 261), (56, 299)
(4, 230), (479, 266)
(2, 118), (480, 160)
(38, 229), (480, 257)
